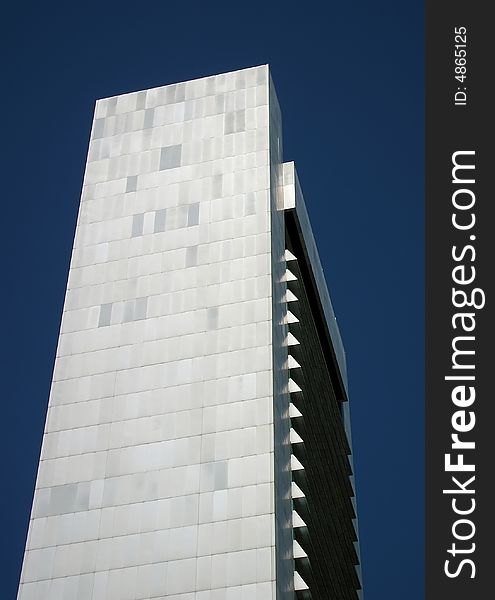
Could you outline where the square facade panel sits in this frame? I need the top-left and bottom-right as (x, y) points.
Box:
(17, 66), (362, 600)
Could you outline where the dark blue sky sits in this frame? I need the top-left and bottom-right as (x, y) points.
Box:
(1, 2), (423, 598)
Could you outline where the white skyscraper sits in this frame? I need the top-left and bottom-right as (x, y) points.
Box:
(17, 65), (361, 600)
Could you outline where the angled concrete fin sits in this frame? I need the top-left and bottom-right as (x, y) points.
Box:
(287, 310), (299, 324)
(285, 249), (297, 262)
(292, 509), (307, 528)
(287, 333), (300, 347)
(291, 455), (305, 471)
(294, 571), (309, 591)
(290, 428), (303, 444)
(293, 540), (308, 559)
(288, 378), (302, 393)
(291, 482), (305, 499)
(288, 354), (301, 369)
(289, 403), (303, 418)
(286, 289), (298, 303)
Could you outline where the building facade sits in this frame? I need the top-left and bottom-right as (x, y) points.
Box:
(17, 66), (362, 600)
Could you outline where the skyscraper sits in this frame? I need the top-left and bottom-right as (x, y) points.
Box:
(17, 65), (362, 600)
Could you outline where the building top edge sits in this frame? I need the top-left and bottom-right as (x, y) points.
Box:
(95, 64), (270, 104)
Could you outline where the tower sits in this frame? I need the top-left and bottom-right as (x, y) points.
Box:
(17, 65), (361, 600)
